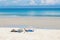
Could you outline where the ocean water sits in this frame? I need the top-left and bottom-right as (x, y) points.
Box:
(0, 8), (60, 17)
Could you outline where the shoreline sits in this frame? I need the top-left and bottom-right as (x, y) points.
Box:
(0, 17), (60, 29)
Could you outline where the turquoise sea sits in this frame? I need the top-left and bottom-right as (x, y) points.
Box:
(0, 8), (60, 17)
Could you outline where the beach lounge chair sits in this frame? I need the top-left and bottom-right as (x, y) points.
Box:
(25, 30), (34, 32)
(11, 29), (23, 33)
(11, 29), (17, 32)
(24, 28), (34, 32)
(17, 29), (23, 33)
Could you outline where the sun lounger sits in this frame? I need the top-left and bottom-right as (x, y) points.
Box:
(11, 29), (23, 33)
(11, 29), (17, 32)
(11, 28), (34, 33)
(25, 30), (34, 32)
(17, 29), (23, 33)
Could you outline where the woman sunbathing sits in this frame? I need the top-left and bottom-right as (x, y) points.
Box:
(24, 28), (34, 32)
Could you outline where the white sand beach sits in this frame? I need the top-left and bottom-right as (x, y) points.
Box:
(0, 17), (60, 40)
(0, 28), (60, 40)
(0, 17), (60, 29)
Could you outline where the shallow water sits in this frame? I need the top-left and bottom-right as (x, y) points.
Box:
(0, 8), (60, 17)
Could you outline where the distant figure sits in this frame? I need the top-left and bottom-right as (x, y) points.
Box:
(17, 29), (23, 33)
(11, 29), (23, 33)
(24, 28), (34, 33)
(11, 29), (17, 32)
(11, 28), (34, 33)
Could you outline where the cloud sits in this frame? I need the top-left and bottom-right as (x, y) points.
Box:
(45, 0), (56, 5)
(0, 0), (60, 7)
(29, 0), (36, 5)
(40, 0), (60, 5)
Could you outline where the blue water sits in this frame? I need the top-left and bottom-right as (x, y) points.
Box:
(0, 8), (60, 17)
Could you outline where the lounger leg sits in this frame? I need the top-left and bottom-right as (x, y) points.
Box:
(23, 28), (26, 33)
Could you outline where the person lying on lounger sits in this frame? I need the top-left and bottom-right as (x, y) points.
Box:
(24, 28), (34, 32)
(11, 29), (23, 33)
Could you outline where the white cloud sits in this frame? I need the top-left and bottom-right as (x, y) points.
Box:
(40, 0), (45, 5)
(12, 1), (17, 3)
(45, 0), (56, 5)
(55, 0), (60, 4)
(29, 0), (36, 5)
(12, 0), (21, 4)
(0, 0), (60, 6)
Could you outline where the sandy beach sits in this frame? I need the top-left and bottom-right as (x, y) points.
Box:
(0, 17), (60, 40)
(0, 17), (60, 29)
(0, 28), (60, 40)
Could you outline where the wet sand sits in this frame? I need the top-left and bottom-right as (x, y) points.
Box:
(0, 17), (60, 29)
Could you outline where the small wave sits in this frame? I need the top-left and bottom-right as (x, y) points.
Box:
(0, 15), (20, 18)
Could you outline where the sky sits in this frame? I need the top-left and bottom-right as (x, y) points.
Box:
(0, 0), (60, 8)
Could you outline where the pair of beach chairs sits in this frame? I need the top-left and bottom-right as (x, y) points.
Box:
(11, 28), (34, 33)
